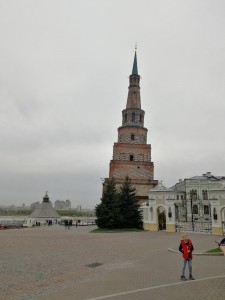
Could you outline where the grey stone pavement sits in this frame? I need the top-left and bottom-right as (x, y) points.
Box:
(0, 225), (224, 300)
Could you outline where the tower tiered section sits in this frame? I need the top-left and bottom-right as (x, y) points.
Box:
(105, 51), (158, 202)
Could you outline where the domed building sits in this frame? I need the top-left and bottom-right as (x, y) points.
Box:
(28, 192), (60, 225)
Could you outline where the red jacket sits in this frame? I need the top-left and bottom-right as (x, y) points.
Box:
(179, 239), (194, 259)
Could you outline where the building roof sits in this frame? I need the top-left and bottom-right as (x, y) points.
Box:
(187, 172), (225, 181)
(132, 51), (138, 75)
(29, 193), (60, 219)
(151, 181), (173, 192)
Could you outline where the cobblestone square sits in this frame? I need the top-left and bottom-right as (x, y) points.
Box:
(0, 225), (224, 300)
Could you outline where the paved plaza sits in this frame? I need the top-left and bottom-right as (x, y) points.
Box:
(0, 225), (224, 300)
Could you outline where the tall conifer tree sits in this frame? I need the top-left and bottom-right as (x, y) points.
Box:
(95, 178), (119, 229)
(117, 176), (143, 229)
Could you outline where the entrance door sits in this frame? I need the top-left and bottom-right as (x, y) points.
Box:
(158, 206), (166, 230)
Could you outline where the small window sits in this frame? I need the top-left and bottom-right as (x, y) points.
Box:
(130, 155), (134, 161)
(132, 112), (135, 122)
(140, 114), (142, 122)
(204, 205), (209, 214)
(131, 134), (135, 141)
(124, 113), (127, 123)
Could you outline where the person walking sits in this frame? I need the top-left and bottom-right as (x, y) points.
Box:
(179, 234), (195, 281)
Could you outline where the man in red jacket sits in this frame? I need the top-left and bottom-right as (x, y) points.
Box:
(179, 234), (195, 280)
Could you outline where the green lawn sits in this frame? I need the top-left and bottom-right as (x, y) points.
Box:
(205, 247), (222, 253)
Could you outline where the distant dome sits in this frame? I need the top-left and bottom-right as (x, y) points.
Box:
(43, 192), (50, 202)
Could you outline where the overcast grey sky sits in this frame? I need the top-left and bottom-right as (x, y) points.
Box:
(0, 0), (225, 208)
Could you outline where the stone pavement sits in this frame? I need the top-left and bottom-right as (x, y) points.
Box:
(0, 225), (224, 300)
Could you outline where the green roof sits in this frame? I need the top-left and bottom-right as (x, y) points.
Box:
(132, 51), (138, 75)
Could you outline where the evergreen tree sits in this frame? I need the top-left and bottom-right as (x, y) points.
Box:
(117, 176), (143, 229)
(95, 178), (119, 229)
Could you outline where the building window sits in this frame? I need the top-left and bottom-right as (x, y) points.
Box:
(131, 134), (135, 141)
(193, 204), (198, 214)
(130, 155), (134, 161)
(190, 189), (197, 200)
(140, 114), (142, 122)
(177, 195), (179, 200)
(124, 113), (127, 123)
(204, 205), (209, 215)
(132, 112), (135, 122)
(168, 207), (172, 218)
(202, 190), (208, 200)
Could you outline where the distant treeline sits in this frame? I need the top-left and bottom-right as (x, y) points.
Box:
(0, 209), (32, 216)
(56, 210), (95, 217)
(0, 209), (95, 217)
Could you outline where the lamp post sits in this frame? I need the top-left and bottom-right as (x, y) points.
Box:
(186, 191), (195, 231)
(190, 195), (194, 231)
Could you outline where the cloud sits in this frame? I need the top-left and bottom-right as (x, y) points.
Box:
(0, 0), (225, 207)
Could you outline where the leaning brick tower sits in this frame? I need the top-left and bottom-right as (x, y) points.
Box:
(104, 50), (158, 203)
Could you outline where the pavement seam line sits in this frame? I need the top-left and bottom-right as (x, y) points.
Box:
(85, 274), (225, 300)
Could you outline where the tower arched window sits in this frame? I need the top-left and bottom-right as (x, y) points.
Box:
(124, 113), (127, 123)
(130, 155), (134, 161)
(140, 114), (142, 122)
(132, 112), (135, 122)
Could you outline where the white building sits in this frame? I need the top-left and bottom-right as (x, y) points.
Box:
(142, 172), (225, 235)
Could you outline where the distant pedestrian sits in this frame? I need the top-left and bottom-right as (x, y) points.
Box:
(69, 219), (73, 228)
(179, 234), (195, 280)
(75, 220), (78, 227)
(64, 219), (68, 229)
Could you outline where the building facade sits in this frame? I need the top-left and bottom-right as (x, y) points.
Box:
(54, 199), (71, 210)
(104, 51), (157, 202)
(142, 172), (225, 235)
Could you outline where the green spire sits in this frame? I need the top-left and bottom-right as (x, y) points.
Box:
(132, 51), (138, 75)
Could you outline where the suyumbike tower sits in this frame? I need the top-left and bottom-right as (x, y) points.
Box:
(104, 50), (158, 203)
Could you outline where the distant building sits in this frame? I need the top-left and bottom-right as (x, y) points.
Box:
(77, 205), (82, 211)
(54, 199), (71, 210)
(142, 172), (225, 235)
(30, 202), (40, 210)
(28, 192), (60, 223)
(65, 199), (71, 209)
